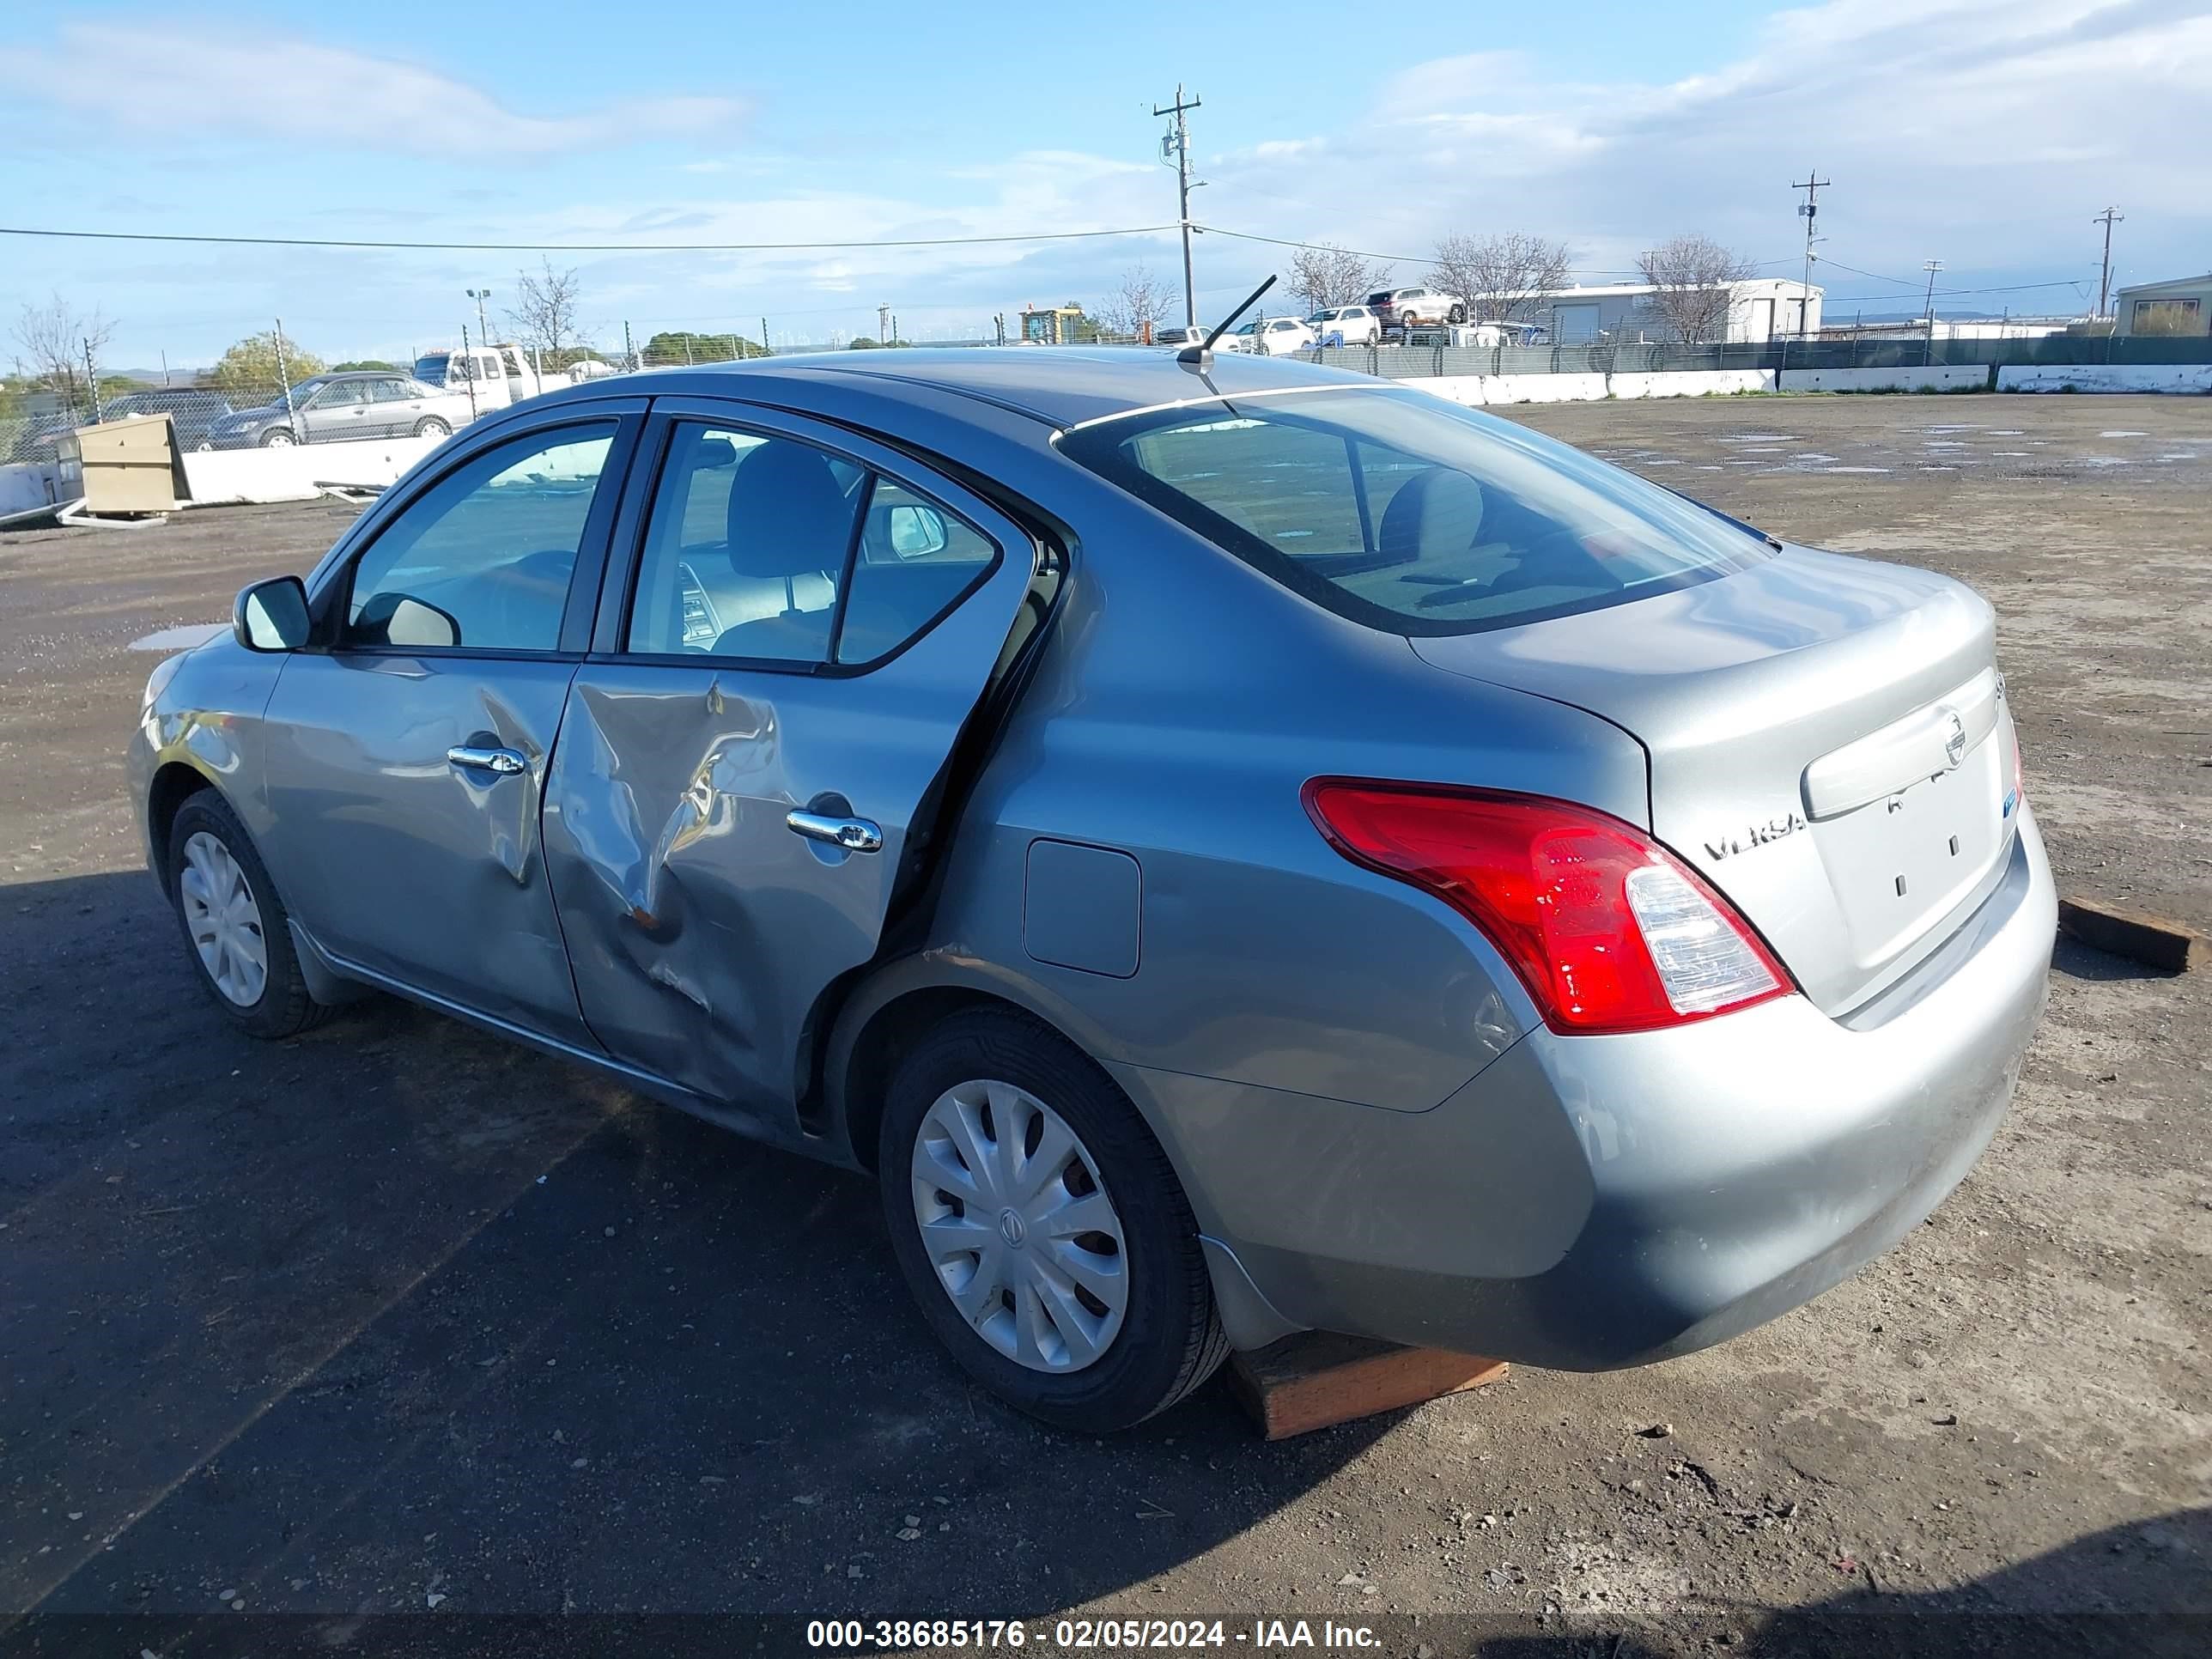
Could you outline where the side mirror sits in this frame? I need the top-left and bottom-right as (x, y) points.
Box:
(887, 503), (948, 559)
(234, 576), (311, 652)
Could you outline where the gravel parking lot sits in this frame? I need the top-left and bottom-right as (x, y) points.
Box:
(2, 392), (2206, 1651)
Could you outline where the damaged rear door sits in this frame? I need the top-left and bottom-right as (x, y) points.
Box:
(540, 400), (1042, 1124)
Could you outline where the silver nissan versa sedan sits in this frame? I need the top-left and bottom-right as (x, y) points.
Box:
(129, 348), (2055, 1431)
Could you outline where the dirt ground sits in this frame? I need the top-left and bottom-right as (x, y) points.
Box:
(1, 393), (2206, 1654)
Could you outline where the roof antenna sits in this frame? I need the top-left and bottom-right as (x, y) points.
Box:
(1179, 273), (1277, 371)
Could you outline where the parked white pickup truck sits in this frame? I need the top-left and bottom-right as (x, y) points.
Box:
(410, 343), (553, 415)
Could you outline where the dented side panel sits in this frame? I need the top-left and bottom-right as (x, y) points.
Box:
(540, 637), (1015, 1119)
(258, 652), (591, 1045)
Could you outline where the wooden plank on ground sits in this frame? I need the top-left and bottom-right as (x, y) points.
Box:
(2058, 896), (2207, 973)
(1230, 1333), (1507, 1441)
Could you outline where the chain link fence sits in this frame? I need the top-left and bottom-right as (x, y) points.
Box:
(11, 322), (2210, 468)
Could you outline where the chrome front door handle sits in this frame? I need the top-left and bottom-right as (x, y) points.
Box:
(787, 809), (884, 854)
(447, 744), (527, 776)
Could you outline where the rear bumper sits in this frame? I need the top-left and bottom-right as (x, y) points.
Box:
(1144, 809), (2055, 1369)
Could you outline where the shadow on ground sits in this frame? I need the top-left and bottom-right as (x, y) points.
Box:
(0, 872), (1389, 1628)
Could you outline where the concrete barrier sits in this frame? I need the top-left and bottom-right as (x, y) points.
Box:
(179, 434), (447, 507)
(1784, 365), (1990, 393)
(1418, 369), (1777, 408)
(1996, 363), (2212, 394)
(0, 461), (61, 518)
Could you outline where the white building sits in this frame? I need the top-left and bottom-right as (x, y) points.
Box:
(1501, 278), (1820, 344)
(2112, 274), (2212, 337)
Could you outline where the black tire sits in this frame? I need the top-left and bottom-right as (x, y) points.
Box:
(878, 1007), (1228, 1433)
(414, 416), (451, 437)
(258, 427), (295, 447)
(1448, 302), (1469, 325)
(166, 791), (330, 1039)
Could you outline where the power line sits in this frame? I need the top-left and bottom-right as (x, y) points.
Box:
(0, 222), (1182, 253)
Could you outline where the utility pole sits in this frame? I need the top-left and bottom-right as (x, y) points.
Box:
(2093, 207), (2124, 320)
(623, 319), (635, 373)
(761, 316), (769, 357)
(467, 288), (493, 346)
(1790, 167), (1830, 352)
(459, 324), (477, 422)
(878, 302), (891, 344)
(82, 337), (101, 422)
(1922, 260), (1944, 363)
(1154, 86), (1202, 329)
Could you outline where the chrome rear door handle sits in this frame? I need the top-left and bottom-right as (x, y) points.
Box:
(447, 744), (527, 776)
(786, 809), (883, 854)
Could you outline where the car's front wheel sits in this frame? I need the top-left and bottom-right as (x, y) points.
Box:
(1449, 302), (1469, 325)
(414, 416), (451, 438)
(879, 1008), (1227, 1432)
(258, 428), (295, 447)
(167, 792), (329, 1039)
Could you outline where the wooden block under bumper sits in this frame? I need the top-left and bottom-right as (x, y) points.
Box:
(1230, 1333), (1508, 1441)
(2058, 896), (2206, 973)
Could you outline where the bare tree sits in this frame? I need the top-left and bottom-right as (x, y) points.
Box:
(1289, 242), (1392, 314)
(11, 292), (117, 408)
(1637, 234), (1755, 343)
(1427, 233), (1573, 325)
(1096, 265), (1170, 341)
(504, 258), (583, 358)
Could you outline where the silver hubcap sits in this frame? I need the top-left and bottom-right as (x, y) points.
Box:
(266, 430), (293, 445)
(910, 1079), (1128, 1373)
(179, 831), (267, 1006)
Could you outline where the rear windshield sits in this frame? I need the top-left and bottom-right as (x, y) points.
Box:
(1056, 386), (1772, 635)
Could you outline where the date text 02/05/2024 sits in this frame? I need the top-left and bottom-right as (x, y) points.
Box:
(805, 1617), (1385, 1650)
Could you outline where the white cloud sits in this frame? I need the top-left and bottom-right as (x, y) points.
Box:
(1209, 0), (2212, 291)
(19, 24), (747, 157)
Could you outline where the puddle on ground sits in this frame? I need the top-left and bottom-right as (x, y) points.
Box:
(130, 623), (226, 652)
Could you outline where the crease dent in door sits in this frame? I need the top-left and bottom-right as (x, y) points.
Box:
(453, 682), (558, 886)
(549, 678), (784, 1081)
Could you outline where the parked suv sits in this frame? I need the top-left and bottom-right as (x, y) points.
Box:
(1367, 286), (1470, 331)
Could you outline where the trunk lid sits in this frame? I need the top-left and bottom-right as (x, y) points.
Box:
(1411, 544), (2022, 1015)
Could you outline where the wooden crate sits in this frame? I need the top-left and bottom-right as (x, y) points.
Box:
(1230, 1333), (1507, 1440)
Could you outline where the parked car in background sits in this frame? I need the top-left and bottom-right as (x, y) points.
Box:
(1307, 305), (1382, 346)
(1367, 286), (1470, 331)
(134, 348), (2052, 1434)
(412, 343), (552, 413)
(1220, 316), (1316, 355)
(564, 358), (620, 383)
(204, 373), (471, 448)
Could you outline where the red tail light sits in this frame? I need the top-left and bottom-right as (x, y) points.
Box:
(1304, 779), (1796, 1036)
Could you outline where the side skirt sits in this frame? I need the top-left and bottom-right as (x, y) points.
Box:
(289, 923), (832, 1162)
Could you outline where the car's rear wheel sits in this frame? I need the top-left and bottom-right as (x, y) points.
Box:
(259, 428), (295, 447)
(167, 792), (328, 1039)
(414, 416), (451, 437)
(878, 1007), (1227, 1432)
(1449, 302), (1469, 325)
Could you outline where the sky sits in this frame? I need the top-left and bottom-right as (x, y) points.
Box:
(3, 0), (2209, 370)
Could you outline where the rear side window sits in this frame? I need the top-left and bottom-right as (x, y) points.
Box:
(625, 420), (1000, 667)
(1058, 387), (1771, 635)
